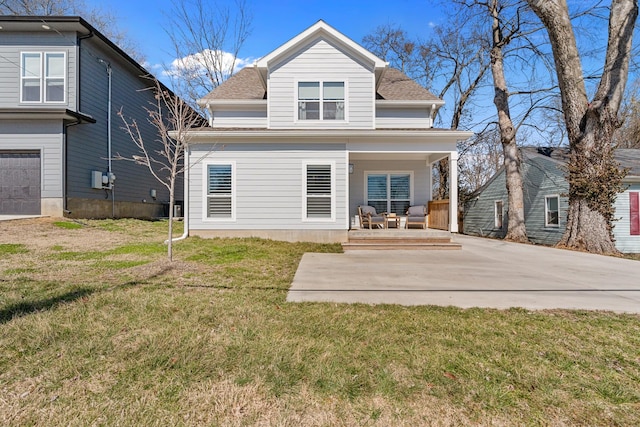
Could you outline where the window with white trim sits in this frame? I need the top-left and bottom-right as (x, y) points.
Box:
(298, 81), (344, 120)
(304, 163), (333, 219)
(495, 200), (504, 229)
(206, 164), (233, 219)
(366, 173), (411, 215)
(545, 195), (560, 227)
(21, 52), (66, 103)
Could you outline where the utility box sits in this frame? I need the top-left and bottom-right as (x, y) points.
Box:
(91, 171), (103, 189)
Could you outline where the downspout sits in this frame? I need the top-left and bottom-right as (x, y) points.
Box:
(166, 146), (189, 243)
(97, 59), (114, 217)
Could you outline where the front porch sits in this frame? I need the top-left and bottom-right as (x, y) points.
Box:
(347, 143), (460, 234)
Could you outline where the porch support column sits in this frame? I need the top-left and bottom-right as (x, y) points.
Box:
(449, 151), (458, 233)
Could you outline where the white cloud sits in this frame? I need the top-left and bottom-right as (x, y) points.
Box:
(163, 49), (253, 80)
(428, 21), (436, 28)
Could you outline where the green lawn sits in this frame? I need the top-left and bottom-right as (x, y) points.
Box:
(1, 218), (639, 425)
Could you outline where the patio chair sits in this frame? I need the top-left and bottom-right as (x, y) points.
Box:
(358, 205), (386, 229)
(405, 205), (427, 229)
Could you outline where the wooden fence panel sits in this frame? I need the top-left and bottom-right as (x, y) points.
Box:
(428, 200), (450, 230)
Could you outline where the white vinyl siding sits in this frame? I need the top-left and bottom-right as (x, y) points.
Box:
(268, 38), (374, 129)
(189, 144), (346, 230)
(204, 163), (235, 221)
(375, 106), (433, 129)
(365, 172), (412, 215)
(613, 184), (640, 253)
(211, 108), (267, 128)
(20, 51), (66, 103)
(545, 195), (560, 227)
(303, 162), (335, 221)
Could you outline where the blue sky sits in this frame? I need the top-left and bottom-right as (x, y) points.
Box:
(86, 0), (446, 70)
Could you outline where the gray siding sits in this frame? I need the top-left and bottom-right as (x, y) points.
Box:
(464, 154), (569, 245)
(66, 37), (181, 205)
(375, 106), (432, 129)
(211, 109), (267, 128)
(613, 184), (640, 253)
(0, 31), (77, 110)
(189, 143), (347, 230)
(0, 119), (63, 198)
(348, 159), (431, 226)
(268, 38), (374, 129)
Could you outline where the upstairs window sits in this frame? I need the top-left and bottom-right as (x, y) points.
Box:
(21, 52), (66, 103)
(298, 81), (344, 120)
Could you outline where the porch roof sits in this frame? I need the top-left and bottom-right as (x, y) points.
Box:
(184, 127), (473, 143)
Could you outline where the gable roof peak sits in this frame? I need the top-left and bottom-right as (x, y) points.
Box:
(255, 20), (387, 69)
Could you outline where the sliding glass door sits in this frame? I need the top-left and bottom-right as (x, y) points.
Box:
(366, 173), (411, 215)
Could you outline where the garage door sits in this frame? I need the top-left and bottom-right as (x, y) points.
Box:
(0, 151), (41, 215)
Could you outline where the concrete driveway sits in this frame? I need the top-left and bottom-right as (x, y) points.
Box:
(287, 235), (640, 313)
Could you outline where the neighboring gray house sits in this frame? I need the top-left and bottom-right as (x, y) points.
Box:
(0, 16), (181, 218)
(183, 20), (473, 243)
(463, 147), (640, 253)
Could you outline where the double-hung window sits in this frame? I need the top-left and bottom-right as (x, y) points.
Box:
(21, 52), (66, 103)
(206, 163), (234, 219)
(298, 81), (344, 120)
(545, 195), (559, 227)
(366, 173), (411, 215)
(304, 163), (334, 220)
(495, 200), (504, 229)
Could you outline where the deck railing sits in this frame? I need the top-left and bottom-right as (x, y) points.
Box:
(428, 200), (450, 230)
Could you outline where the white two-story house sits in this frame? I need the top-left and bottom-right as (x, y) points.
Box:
(185, 20), (473, 243)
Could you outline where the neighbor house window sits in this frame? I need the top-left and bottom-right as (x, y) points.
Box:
(21, 52), (66, 103)
(545, 195), (560, 227)
(298, 81), (344, 120)
(495, 200), (504, 229)
(366, 173), (411, 215)
(206, 163), (234, 219)
(304, 163), (334, 220)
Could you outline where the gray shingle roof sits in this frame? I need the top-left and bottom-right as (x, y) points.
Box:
(201, 67), (266, 101)
(522, 146), (640, 177)
(376, 68), (440, 101)
(615, 149), (640, 177)
(201, 67), (440, 102)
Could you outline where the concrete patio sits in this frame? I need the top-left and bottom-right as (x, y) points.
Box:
(288, 234), (640, 313)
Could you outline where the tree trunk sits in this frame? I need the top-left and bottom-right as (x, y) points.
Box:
(168, 183), (174, 262)
(528, 0), (638, 254)
(489, 0), (527, 243)
(435, 159), (449, 200)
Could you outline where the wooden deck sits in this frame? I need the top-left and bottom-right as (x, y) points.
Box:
(342, 229), (462, 250)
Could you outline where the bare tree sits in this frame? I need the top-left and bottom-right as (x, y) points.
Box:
(0, 0), (144, 61)
(164, 0), (252, 106)
(118, 79), (204, 261)
(614, 77), (640, 148)
(528, 0), (638, 254)
(429, 22), (491, 200)
(363, 20), (491, 201)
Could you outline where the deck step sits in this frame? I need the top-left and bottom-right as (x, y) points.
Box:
(342, 242), (462, 251)
(347, 238), (452, 244)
